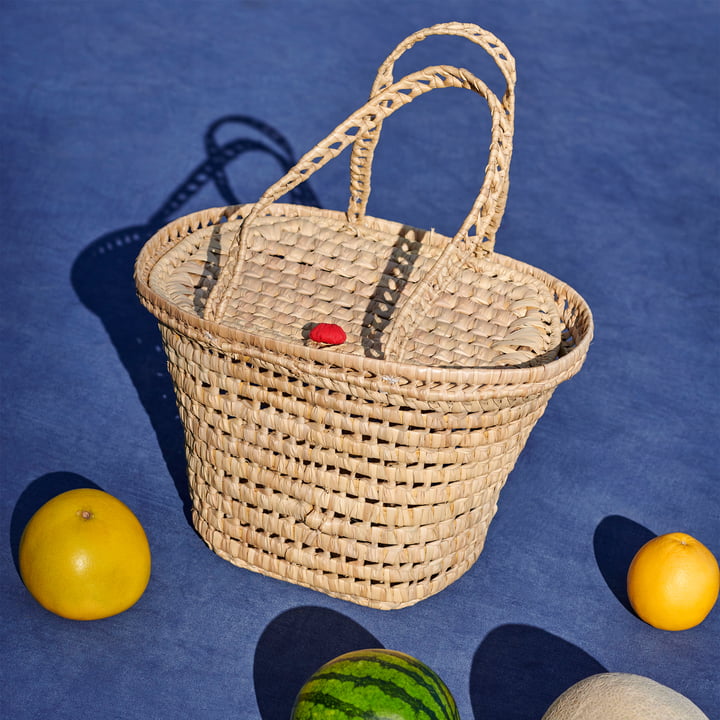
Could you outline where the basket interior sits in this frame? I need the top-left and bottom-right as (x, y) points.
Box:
(148, 210), (563, 369)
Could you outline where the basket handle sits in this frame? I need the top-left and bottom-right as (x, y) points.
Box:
(205, 50), (513, 362)
(348, 22), (516, 240)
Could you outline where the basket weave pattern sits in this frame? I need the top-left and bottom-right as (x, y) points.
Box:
(135, 23), (593, 609)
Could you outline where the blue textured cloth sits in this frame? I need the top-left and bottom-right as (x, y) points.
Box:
(2, 2), (718, 718)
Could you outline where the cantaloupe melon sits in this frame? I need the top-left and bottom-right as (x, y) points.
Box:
(541, 673), (709, 720)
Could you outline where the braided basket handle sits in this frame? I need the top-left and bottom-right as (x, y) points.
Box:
(205, 28), (515, 362)
(348, 22), (516, 243)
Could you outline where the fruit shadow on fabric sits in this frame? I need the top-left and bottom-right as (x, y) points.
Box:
(253, 606), (383, 720)
(9, 471), (103, 576)
(70, 116), (321, 526)
(252, 612), (608, 720)
(469, 623), (607, 720)
(593, 514), (656, 615)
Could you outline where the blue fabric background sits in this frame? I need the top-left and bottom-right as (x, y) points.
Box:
(1, 1), (718, 718)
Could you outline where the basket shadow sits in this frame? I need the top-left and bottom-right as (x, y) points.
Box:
(9, 471), (103, 576)
(470, 623), (607, 720)
(253, 606), (383, 720)
(593, 514), (656, 615)
(70, 115), (320, 526)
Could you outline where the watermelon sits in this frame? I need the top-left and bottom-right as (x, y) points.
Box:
(291, 648), (460, 720)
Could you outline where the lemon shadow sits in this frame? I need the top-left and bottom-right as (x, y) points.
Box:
(593, 515), (656, 614)
(9, 471), (103, 576)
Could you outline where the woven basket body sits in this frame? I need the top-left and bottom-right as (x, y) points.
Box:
(135, 23), (593, 609)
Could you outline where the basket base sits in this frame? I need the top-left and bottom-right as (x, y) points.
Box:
(190, 504), (497, 610)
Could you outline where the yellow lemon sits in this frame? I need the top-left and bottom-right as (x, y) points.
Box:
(627, 532), (719, 631)
(19, 488), (151, 620)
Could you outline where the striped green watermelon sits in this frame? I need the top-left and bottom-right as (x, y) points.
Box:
(291, 648), (460, 720)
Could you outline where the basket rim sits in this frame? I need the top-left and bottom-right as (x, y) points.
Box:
(134, 203), (593, 396)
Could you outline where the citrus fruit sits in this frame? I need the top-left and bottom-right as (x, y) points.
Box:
(626, 532), (719, 631)
(19, 488), (151, 620)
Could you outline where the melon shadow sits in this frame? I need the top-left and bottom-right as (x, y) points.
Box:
(470, 623), (607, 720)
(253, 605), (383, 720)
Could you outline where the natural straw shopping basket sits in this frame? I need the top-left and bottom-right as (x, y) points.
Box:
(134, 23), (593, 609)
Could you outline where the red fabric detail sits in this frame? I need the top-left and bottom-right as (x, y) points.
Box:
(309, 323), (346, 345)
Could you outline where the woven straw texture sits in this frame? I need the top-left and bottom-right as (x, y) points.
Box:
(135, 23), (593, 609)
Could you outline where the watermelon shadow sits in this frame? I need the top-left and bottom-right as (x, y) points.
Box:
(70, 116), (320, 525)
(253, 606), (383, 720)
(593, 515), (656, 614)
(470, 624), (607, 720)
(9, 471), (103, 576)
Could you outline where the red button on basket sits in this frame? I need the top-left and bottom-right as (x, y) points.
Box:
(309, 323), (346, 345)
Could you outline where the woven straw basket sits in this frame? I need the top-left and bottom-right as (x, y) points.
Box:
(135, 23), (593, 609)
